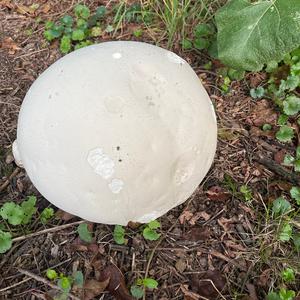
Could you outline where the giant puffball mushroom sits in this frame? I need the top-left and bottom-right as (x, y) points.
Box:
(13, 41), (217, 225)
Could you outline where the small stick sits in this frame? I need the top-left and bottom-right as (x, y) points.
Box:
(0, 259), (72, 293)
(0, 278), (31, 293)
(0, 167), (20, 192)
(17, 268), (80, 300)
(198, 279), (226, 300)
(210, 249), (246, 271)
(14, 48), (48, 60)
(12, 220), (85, 242)
(254, 157), (300, 185)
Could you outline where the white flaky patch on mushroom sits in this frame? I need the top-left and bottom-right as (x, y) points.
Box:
(109, 178), (124, 194)
(87, 148), (115, 179)
(14, 41), (217, 225)
(12, 140), (23, 168)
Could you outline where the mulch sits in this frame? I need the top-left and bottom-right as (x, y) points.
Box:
(1, 1), (299, 299)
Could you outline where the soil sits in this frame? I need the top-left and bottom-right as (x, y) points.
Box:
(0, 1), (299, 300)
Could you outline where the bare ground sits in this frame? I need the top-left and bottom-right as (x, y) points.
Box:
(1, 1), (299, 299)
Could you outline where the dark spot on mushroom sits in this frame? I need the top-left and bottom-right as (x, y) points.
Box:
(119, 159), (122, 162)
(116, 146), (120, 151)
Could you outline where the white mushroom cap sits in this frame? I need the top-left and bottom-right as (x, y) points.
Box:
(14, 41), (217, 225)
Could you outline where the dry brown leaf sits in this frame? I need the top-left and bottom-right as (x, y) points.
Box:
(274, 149), (286, 164)
(127, 221), (141, 229)
(239, 203), (256, 219)
(84, 278), (110, 300)
(218, 217), (234, 232)
(1, 37), (21, 54)
(189, 211), (210, 225)
(56, 209), (76, 221)
(182, 226), (211, 242)
(250, 126), (274, 138)
(0, 0), (14, 9)
(206, 186), (231, 201)
(224, 240), (246, 251)
(249, 100), (278, 127)
(175, 258), (186, 273)
(179, 210), (193, 224)
(42, 3), (51, 13)
(258, 269), (271, 287)
(99, 264), (133, 300)
(71, 242), (88, 252)
(191, 270), (226, 299)
(87, 243), (100, 253)
(180, 285), (200, 300)
(249, 73), (267, 88)
(16, 3), (39, 15)
(246, 282), (258, 300)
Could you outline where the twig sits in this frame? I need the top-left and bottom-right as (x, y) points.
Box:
(0, 101), (20, 108)
(12, 220), (85, 242)
(198, 279), (226, 300)
(210, 249), (246, 271)
(254, 157), (300, 185)
(0, 259), (72, 293)
(14, 48), (48, 60)
(0, 167), (20, 192)
(17, 268), (80, 300)
(0, 278), (31, 293)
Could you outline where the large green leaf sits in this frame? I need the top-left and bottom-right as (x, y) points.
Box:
(215, 0), (300, 71)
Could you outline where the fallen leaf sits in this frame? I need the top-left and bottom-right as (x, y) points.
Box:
(182, 226), (211, 242)
(258, 269), (271, 287)
(16, 3), (39, 15)
(249, 73), (267, 88)
(71, 241), (88, 252)
(224, 240), (246, 251)
(45, 288), (62, 300)
(56, 209), (75, 221)
(87, 244), (100, 253)
(249, 100), (278, 127)
(179, 210), (194, 224)
(218, 217), (235, 232)
(250, 126), (274, 138)
(180, 285), (200, 300)
(1, 37), (21, 54)
(127, 221), (141, 229)
(175, 258), (186, 273)
(0, 0), (14, 9)
(191, 270), (226, 299)
(189, 211), (210, 225)
(84, 278), (110, 300)
(239, 203), (256, 219)
(99, 264), (133, 300)
(274, 149), (286, 164)
(245, 283), (258, 300)
(206, 186), (231, 201)
(42, 3), (51, 13)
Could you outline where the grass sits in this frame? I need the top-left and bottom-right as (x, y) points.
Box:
(143, 0), (223, 48)
(3, 0), (300, 298)
(108, 0), (224, 48)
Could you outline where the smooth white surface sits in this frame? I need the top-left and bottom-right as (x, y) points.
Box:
(14, 41), (217, 225)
